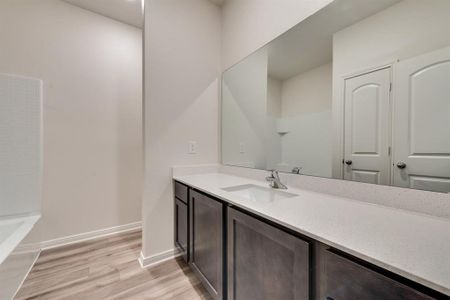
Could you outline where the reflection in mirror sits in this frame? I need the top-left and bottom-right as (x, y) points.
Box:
(221, 0), (450, 193)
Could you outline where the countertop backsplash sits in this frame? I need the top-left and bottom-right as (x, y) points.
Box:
(173, 164), (450, 219)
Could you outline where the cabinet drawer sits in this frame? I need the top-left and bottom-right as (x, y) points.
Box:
(324, 250), (434, 300)
(174, 181), (188, 204)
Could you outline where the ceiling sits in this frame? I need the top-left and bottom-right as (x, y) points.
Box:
(267, 0), (402, 80)
(63, 0), (143, 28)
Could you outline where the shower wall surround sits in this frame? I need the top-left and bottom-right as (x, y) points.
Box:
(0, 74), (42, 217)
(0, 73), (42, 300)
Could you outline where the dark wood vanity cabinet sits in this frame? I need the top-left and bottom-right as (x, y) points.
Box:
(227, 208), (310, 300)
(323, 249), (434, 300)
(174, 181), (447, 300)
(174, 182), (189, 262)
(189, 190), (225, 300)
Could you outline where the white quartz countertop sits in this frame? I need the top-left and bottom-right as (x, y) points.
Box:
(173, 172), (450, 296)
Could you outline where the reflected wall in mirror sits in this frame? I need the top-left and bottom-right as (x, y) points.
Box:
(221, 0), (450, 193)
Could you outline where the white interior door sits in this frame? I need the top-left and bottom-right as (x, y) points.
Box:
(393, 47), (450, 193)
(343, 68), (391, 185)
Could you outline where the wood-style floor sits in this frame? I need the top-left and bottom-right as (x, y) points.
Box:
(15, 229), (211, 300)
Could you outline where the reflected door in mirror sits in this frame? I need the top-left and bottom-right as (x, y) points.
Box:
(393, 47), (450, 193)
(343, 68), (391, 185)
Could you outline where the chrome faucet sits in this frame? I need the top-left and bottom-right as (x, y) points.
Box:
(292, 167), (302, 174)
(266, 170), (287, 189)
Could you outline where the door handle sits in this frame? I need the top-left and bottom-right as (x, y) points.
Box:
(396, 162), (407, 169)
(345, 160), (353, 165)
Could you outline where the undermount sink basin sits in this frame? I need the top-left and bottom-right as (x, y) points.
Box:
(221, 184), (298, 202)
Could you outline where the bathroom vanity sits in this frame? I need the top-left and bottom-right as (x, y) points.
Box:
(173, 174), (450, 300)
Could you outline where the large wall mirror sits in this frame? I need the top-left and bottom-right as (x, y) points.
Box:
(221, 0), (450, 193)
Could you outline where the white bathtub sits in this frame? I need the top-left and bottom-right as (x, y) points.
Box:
(0, 214), (40, 265)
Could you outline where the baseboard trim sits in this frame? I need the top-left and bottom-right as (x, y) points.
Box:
(138, 248), (181, 268)
(40, 221), (142, 250)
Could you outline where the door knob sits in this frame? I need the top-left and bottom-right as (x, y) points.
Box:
(345, 160), (353, 165)
(396, 162), (407, 169)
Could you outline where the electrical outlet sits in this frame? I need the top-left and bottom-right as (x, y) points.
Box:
(239, 142), (245, 153)
(188, 141), (197, 154)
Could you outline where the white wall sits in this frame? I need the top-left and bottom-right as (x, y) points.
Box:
(267, 77), (282, 117)
(221, 0), (334, 69)
(222, 49), (285, 171)
(142, 0), (221, 258)
(280, 63), (332, 177)
(0, 0), (143, 242)
(266, 77), (282, 170)
(331, 0), (450, 177)
(223, 61), (333, 176)
(222, 48), (269, 169)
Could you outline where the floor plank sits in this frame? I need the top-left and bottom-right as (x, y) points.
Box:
(15, 230), (211, 300)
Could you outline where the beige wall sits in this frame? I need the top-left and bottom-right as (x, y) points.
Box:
(0, 0), (143, 242)
(142, 0), (221, 258)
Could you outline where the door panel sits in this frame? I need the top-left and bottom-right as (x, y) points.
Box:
(228, 208), (310, 300)
(351, 170), (379, 184)
(175, 198), (188, 262)
(344, 68), (391, 185)
(409, 61), (450, 154)
(409, 176), (450, 193)
(352, 85), (380, 154)
(393, 46), (450, 192)
(190, 190), (223, 300)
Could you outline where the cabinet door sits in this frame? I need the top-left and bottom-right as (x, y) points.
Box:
(190, 190), (224, 300)
(323, 250), (433, 300)
(175, 198), (188, 262)
(228, 208), (310, 300)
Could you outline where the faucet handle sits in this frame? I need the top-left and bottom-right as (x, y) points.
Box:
(292, 167), (302, 174)
(268, 169), (280, 179)
(266, 169), (287, 189)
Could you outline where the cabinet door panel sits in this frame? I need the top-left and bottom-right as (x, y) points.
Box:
(190, 190), (223, 300)
(175, 198), (188, 262)
(324, 250), (433, 300)
(228, 208), (310, 300)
